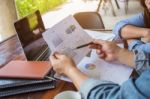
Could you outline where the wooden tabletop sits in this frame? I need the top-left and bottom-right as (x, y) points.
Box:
(0, 35), (76, 99)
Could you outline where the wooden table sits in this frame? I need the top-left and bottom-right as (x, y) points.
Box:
(0, 35), (76, 99)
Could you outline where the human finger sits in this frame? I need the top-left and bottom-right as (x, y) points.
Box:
(96, 49), (102, 55)
(54, 52), (66, 59)
(49, 52), (61, 62)
(89, 44), (102, 49)
(49, 54), (58, 65)
(92, 39), (106, 45)
(98, 53), (106, 59)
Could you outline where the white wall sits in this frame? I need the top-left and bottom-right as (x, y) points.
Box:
(0, 0), (17, 42)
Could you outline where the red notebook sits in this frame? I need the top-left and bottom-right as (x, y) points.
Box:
(0, 61), (52, 79)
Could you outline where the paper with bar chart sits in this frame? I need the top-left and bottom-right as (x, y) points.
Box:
(42, 15), (93, 64)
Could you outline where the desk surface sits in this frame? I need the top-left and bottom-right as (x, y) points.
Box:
(0, 35), (76, 99)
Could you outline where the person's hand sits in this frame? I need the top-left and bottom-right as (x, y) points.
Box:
(89, 39), (121, 62)
(49, 52), (76, 75)
(141, 29), (150, 43)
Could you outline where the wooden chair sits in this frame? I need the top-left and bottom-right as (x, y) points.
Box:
(73, 12), (105, 30)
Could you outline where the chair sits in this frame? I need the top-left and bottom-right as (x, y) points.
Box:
(97, 0), (120, 16)
(73, 12), (105, 30)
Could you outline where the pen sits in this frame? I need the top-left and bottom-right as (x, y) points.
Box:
(76, 42), (93, 49)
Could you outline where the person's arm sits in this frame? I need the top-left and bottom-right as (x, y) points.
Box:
(65, 67), (88, 90)
(113, 13), (146, 40)
(80, 49), (150, 99)
(90, 39), (135, 68)
(50, 39), (150, 99)
(120, 25), (150, 39)
(116, 47), (134, 67)
(80, 67), (150, 99)
(50, 49), (150, 99)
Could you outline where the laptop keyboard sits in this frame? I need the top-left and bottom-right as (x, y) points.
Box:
(27, 44), (51, 61)
(34, 45), (51, 61)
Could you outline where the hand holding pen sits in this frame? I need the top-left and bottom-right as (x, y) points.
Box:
(75, 40), (103, 49)
(75, 42), (93, 49)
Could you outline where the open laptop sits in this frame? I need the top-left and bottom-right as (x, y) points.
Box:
(14, 10), (51, 61)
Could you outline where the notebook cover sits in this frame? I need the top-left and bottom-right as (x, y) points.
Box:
(0, 78), (53, 89)
(0, 61), (52, 79)
(0, 80), (56, 97)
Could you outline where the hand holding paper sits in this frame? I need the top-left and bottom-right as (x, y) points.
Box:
(50, 52), (76, 75)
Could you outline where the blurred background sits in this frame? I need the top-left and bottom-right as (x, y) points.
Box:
(0, 0), (142, 42)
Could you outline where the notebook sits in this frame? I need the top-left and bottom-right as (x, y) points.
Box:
(0, 78), (56, 97)
(0, 61), (52, 79)
(0, 66), (56, 97)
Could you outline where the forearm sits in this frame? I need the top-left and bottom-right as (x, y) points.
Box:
(117, 48), (135, 68)
(65, 67), (88, 90)
(121, 25), (148, 39)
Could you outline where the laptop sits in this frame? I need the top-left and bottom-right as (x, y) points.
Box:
(14, 10), (51, 61)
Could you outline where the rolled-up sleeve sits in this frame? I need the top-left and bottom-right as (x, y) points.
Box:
(80, 50), (150, 99)
(128, 40), (150, 53)
(113, 13), (144, 41)
(79, 79), (118, 99)
(80, 77), (150, 99)
(128, 40), (145, 50)
(134, 49), (150, 75)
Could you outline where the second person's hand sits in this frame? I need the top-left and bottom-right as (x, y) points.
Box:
(89, 39), (121, 62)
(89, 39), (135, 67)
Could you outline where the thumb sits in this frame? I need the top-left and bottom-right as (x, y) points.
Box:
(54, 52), (65, 59)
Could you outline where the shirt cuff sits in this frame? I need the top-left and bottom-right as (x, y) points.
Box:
(79, 78), (113, 99)
(113, 22), (129, 41)
(128, 40), (144, 51)
(134, 50), (150, 75)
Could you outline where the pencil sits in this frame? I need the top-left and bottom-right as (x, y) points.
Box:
(76, 42), (93, 49)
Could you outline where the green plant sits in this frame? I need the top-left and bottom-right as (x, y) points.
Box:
(15, 0), (67, 18)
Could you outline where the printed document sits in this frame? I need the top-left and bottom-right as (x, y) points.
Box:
(42, 15), (93, 64)
(55, 57), (133, 85)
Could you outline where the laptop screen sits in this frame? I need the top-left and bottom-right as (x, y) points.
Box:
(14, 10), (50, 61)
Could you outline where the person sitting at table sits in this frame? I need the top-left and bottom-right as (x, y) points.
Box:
(113, 0), (150, 53)
(50, 39), (150, 99)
